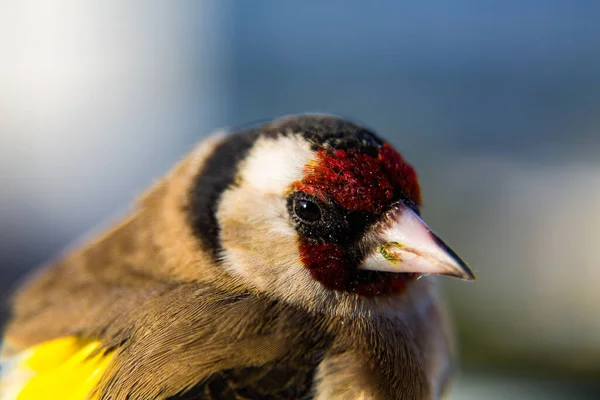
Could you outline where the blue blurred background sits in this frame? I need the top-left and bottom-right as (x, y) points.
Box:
(2, 2), (600, 398)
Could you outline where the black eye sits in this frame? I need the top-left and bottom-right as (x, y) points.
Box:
(294, 199), (322, 222)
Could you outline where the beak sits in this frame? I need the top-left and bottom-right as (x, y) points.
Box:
(358, 204), (475, 280)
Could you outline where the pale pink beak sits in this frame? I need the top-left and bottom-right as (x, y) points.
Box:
(358, 204), (475, 280)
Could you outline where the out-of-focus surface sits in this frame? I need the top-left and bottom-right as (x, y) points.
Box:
(1, 2), (599, 398)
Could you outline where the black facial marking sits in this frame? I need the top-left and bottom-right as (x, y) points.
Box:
(357, 129), (383, 149)
(261, 114), (384, 157)
(287, 192), (378, 248)
(188, 130), (259, 260)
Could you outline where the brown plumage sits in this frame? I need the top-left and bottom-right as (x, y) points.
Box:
(2, 114), (474, 399)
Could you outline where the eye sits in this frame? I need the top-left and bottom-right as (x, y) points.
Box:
(294, 199), (322, 222)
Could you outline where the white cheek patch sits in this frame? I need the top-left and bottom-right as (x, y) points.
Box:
(239, 135), (315, 194)
(219, 134), (320, 298)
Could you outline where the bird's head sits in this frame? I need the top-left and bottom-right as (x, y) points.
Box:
(187, 114), (474, 311)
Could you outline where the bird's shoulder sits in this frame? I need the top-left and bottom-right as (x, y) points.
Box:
(95, 286), (333, 398)
(3, 283), (334, 399)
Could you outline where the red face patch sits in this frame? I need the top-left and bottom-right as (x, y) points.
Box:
(292, 143), (422, 297)
(292, 143), (421, 212)
(378, 144), (422, 207)
(299, 241), (414, 296)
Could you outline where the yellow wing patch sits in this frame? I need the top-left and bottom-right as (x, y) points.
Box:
(1, 337), (114, 400)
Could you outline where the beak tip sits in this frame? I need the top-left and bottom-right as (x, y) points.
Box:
(453, 261), (476, 281)
(443, 265), (475, 281)
(436, 236), (476, 281)
(455, 259), (476, 281)
(463, 270), (477, 281)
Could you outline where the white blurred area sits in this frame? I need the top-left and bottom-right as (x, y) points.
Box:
(0, 1), (228, 269)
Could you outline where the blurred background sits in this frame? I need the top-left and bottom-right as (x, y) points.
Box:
(1, 1), (599, 398)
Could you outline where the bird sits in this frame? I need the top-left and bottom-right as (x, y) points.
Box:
(0, 114), (474, 400)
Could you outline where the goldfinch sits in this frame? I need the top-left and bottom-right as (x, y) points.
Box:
(0, 114), (474, 399)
